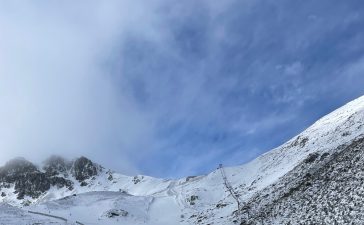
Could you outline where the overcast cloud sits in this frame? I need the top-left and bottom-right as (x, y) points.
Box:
(0, 0), (364, 178)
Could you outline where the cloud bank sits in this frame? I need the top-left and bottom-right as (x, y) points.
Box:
(0, 0), (364, 177)
(0, 1), (161, 173)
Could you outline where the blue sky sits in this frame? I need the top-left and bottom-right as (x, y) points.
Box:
(0, 0), (364, 178)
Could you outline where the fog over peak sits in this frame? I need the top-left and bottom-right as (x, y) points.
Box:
(1, 0), (364, 178)
(0, 1), (159, 174)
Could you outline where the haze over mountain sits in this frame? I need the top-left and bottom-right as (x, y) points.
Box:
(1, 1), (364, 224)
(1, 96), (364, 224)
(1, 0), (364, 178)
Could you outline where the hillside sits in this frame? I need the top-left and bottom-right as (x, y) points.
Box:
(0, 96), (364, 224)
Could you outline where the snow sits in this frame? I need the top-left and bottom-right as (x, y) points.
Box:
(1, 95), (364, 224)
(0, 203), (65, 225)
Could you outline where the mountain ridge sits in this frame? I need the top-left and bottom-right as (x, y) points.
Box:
(1, 95), (364, 224)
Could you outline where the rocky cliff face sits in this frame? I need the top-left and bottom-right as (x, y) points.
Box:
(0, 156), (100, 200)
(72, 156), (101, 183)
(43, 155), (69, 177)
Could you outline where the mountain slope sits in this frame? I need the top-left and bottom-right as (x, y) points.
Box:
(181, 95), (364, 224)
(240, 135), (364, 224)
(0, 95), (364, 224)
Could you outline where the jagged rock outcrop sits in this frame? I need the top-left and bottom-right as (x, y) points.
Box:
(0, 158), (38, 182)
(72, 156), (100, 182)
(15, 172), (50, 200)
(43, 155), (70, 177)
(0, 158), (50, 199)
(0, 156), (99, 200)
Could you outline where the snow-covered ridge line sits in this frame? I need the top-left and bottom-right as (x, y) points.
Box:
(1, 95), (364, 225)
(218, 95), (364, 200)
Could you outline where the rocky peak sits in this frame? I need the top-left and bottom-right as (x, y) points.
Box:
(72, 156), (100, 182)
(0, 158), (38, 181)
(0, 157), (76, 201)
(0, 156), (103, 202)
(43, 155), (69, 177)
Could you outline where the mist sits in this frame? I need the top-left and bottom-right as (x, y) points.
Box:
(0, 1), (164, 174)
(1, 0), (364, 178)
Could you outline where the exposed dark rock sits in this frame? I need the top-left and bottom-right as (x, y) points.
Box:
(103, 209), (128, 218)
(106, 170), (114, 181)
(187, 195), (199, 205)
(186, 176), (197, 182)
(216, 203), (228, 208)
(72, 156), (100, 182)
(0, 158), (38, 183)
(239, 136), (364, 224)
(22, 200), (31, 206)
(0, 158), (52, 199)
(320, 152), (330, 161)
(43, 155), (69, 177)
(133, 176), (142, 184)
(15, 172), (50, 199)
(0, 156), (99, 200)
(49, 176), (73, 190)
(304, 153), (320, 164)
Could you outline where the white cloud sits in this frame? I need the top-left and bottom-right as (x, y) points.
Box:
(0, 1), (166, 173)
(284, 61), (304, 76)
(1, 0), (363, 178)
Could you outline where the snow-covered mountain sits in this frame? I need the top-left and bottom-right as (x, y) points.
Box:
(1, 95), (364, 225)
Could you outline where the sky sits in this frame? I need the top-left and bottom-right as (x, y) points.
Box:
(0, 0), (364, 178)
